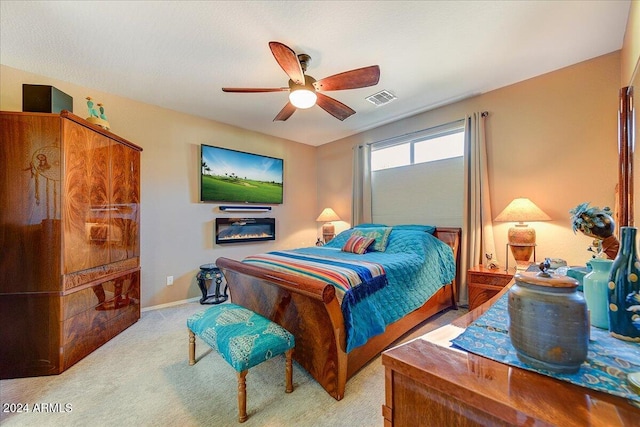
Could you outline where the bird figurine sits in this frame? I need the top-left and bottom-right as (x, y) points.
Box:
(85, 97), (110, 130)
(86, 97), (99, 118)
(485, 253), (499, 270)
(97, 103), (108, 121)
(537, 258), (552, 277)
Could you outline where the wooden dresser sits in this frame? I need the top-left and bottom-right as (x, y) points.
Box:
(467, 265), (514, 310)
(0, 111), (142, 379)
(381, 284), (640, 426)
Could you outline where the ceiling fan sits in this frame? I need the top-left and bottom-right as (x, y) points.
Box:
(222, 41), (380, 122)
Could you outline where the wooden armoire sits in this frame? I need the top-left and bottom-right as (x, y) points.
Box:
(0, 111), (142, 379)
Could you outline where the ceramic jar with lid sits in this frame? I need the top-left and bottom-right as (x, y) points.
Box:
(508, 270), (588, 373)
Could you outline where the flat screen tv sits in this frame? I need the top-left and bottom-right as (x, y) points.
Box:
(200, 145), (284, 204)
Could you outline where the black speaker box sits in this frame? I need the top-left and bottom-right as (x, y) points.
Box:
(22, 84), (73, 113)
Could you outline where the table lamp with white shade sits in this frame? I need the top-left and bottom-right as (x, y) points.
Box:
(316, 208), (340, 243)
(495, 197), (551, 270)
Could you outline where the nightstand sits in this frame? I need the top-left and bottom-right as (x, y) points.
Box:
(467, 265), (515, 310)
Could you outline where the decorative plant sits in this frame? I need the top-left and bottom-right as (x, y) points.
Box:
(570, 202), (614, 238)
(569, 202), (619, 259)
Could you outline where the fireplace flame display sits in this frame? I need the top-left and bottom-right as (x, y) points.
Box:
(215, 217), (275, 244)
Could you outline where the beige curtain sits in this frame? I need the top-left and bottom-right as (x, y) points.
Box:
(351, 144), (372, 226)
(461, 112), (498, 304)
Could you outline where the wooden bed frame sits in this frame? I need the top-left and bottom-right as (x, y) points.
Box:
(215, 227), (461, 401)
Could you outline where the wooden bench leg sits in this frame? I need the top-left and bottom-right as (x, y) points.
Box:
(285, 348), (293, 393)
(237, 370), (248, 423)
(188, 330), (196, 366)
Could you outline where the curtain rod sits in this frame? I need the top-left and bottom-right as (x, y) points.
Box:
(365, 117), (466, 147)
(357, 111), (489, 148)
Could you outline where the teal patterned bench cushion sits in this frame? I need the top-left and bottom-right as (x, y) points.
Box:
(187, 303), (294, 372)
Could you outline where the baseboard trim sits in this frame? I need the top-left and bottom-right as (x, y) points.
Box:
(141, 296), (200, 312)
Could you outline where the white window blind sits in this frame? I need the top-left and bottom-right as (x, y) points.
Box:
(370, 120), (464, 227)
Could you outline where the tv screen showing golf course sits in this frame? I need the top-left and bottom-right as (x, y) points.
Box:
(200, 145), (284, 204)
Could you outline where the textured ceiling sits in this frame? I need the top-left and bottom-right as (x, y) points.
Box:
(0, 1), (631, 146)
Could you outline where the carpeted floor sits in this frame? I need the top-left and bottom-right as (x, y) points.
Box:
(0, 301), (466, 427)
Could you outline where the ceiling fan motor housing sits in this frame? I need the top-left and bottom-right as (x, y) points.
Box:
(297, 53), (311, 72)
(289, 75), (316, 92)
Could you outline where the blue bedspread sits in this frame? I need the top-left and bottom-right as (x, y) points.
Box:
(244, 227), (456, 352)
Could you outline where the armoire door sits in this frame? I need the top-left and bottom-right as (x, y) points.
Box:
(110, 142), (140, 262)
(63, 119), (111, 273)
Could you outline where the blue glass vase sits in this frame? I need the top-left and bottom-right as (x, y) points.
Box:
(607, 226), (640, 341)
(583, 258), (613, 329)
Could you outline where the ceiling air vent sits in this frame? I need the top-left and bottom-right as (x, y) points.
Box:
(365, 90), (397, 107)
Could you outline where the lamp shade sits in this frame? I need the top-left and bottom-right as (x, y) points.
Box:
(316, 208), (340, 222)
(494, 198), (551, 223)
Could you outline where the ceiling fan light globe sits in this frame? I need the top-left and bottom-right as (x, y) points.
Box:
(289, 89), (317, 109)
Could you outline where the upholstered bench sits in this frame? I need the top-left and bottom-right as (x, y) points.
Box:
(187, 303), (295, 423)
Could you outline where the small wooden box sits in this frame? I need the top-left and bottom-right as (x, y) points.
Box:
(22, 84), (73, 113)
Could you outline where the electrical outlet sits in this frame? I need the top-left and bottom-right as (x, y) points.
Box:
(166, 276), (174, 286)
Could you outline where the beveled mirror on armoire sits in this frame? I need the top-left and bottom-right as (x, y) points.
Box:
(619, 59), (638, 229)
(633, 63), (640, 228)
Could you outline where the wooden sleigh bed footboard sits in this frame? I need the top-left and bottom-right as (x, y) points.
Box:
(215, 227), (461, 401)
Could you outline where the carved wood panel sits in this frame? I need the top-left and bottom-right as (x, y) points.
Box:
(61, 269), (140, 370)
(0, 292), (62, 378)
(110, 142), (140, 262)
(0, 114), (62, 293)
(63, 119), (111, 273)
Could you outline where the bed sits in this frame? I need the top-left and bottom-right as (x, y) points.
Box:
(215, 224), (461, 400)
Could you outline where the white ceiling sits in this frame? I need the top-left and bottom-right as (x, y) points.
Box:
(0, 1), (631, 146)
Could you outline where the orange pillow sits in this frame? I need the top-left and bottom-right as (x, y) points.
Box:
(342, 235), (375, 254)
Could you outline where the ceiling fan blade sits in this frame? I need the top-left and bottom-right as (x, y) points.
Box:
(269, 41), (305, 85)
(316, 93), (356, 121)
(222, 87), (288, 93)
(313, 65), (380, 91)
(273, 102), (297, 121)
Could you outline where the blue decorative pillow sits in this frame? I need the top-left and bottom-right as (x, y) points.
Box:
(392, 224), (436, 234)
(322, 229), (353, 248)
(352, 227), (393, 252)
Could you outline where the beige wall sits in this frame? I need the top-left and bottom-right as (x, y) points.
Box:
(0, 65), (319, 308)
(318, 52), (621, 269)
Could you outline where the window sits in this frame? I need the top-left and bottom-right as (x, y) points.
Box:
(370, 143), (410, 171)
(369, 119), (465, 227)
(370, 121), (464, 171)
